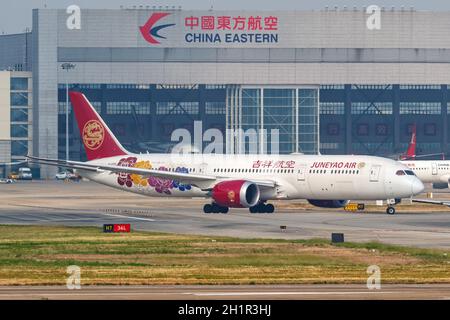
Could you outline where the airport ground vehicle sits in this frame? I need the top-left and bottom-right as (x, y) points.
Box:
(18, 167), (32, 180)
(28, 92), (424, 215)
(55, 170), (80, 181)
(7, 172), (18, 180)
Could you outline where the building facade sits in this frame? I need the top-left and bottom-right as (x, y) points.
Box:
(3, 8), (450, 177)
(0, 71), (33, 178)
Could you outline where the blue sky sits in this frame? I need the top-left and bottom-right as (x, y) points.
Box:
(1, 0), (449, 34)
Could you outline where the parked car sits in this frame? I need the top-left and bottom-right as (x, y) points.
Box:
(55, 170), (81, 181)
(18, 167), (32, 180)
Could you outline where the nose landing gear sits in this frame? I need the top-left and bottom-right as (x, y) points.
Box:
(386, 198), (401, 215)
(386, 206), (396, 215)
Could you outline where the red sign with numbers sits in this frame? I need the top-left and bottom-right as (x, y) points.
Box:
(113, 224), (131, 233)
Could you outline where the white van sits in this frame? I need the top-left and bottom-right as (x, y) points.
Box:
(18, 167), (32, 180)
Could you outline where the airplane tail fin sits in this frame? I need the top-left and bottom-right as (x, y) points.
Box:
(400, 124), (416, 160)
(69, 91), (128, 161)
(405, 124), (417, 158)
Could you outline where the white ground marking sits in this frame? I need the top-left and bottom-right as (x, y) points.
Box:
(101, 213), (155, 222)
(184, 291), (395, 296)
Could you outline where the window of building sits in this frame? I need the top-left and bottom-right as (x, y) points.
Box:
(10, 108), (28, 122)
(10, 92), (28, 106)
(156, 84), (198, 90)
(77, 84), (102, 89)
(205, 101), (226, 114)
(401, 84), (441, 90)
(327, 123), (340, 136)
(11, 124), (28, 138)
(106, 102), (150, 115)
(10, 78), (28, 91)
(424, 123), (437, 136)
(320, 102), (345, 114)
(351, 85), (392, 90)
(375, 124), (388, 136)
(205, 84), (227, 89)
(156, 102), (199, 115)
(356, 123), (369, 136)
(320, 84), (345, 90)
(320, 142), (340, 150)
(106, 84), (149, 89)
(11, 140), (28, 157)
(351, 102), (392, 114)
(58, 102), (101, 114)
(399, 102), (441, 114)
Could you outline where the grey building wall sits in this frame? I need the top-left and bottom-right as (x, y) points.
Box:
(0, 33), (32, 71)
(32, 9), (58, 178)
(49, 8), (450, 85)
(0, 141), (10, 163)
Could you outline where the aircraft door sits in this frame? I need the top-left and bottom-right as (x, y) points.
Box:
(432, 163), (438, 175)
(370, 165), (381, 182)
(297, 165), (307, 181)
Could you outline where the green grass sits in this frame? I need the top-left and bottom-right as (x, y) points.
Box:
(0, 225), (448, 285)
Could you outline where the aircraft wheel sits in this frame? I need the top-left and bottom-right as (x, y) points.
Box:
(249, 206), (258, 214)
(266, 204), (275, 213)
(212, 204), (221, 214)
(203, 204), (212, 214)
(220, 206), (229, 214)
(386, 206), (396, 215)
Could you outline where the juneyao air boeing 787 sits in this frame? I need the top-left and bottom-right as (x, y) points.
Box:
(28, 92), (424, 215)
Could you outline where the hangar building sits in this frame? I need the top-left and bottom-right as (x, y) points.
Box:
(1, 7), (450, 178)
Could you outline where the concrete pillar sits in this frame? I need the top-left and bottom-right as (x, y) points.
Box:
(393, 84), (400, 152)
(345, 84), (352, 154)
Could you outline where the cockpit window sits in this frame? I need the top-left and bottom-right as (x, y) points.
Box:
(396, 170), (406, 176)
(405, 170), (415, 176)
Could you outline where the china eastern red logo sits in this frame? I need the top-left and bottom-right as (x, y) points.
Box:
(139, 12), (175, 44)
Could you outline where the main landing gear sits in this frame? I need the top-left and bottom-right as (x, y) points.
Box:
(203, 203), (229, 214)
(249, 203), (275, 214)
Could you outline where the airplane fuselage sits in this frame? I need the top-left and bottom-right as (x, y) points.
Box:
(80, 154), (422, 201)
(401, 160), (450, 184)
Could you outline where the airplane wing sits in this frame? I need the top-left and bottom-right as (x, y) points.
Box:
(412, 199), (450, 207)
(27, 156), (277, 190)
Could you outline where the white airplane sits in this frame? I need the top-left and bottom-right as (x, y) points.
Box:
(28, 92), (424, 215)
(398, 124), (450, 189)
(400, 160), (450, 189)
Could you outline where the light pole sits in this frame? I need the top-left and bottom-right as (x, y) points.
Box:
(61, 63), (76, 161)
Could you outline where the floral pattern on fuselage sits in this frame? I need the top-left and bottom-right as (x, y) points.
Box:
(116, 157), (191, 194)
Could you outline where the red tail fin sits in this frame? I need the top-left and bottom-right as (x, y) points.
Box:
(69, 91), (128, 161)
(400, 124), (416, 160)
(405, 124), (417, 158)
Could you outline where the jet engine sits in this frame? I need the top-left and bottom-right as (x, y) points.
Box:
(307, 199), (350, 208)
(211, 180), (260, 208)
(432, 182), (449, 189)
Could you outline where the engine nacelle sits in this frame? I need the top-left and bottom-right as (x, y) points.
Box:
(307, 199), (350, 208)
(433, 182), (449, 189)
(211, 180), (260, 208)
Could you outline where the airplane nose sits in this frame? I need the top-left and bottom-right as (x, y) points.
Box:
(411, 178), (424, 195)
